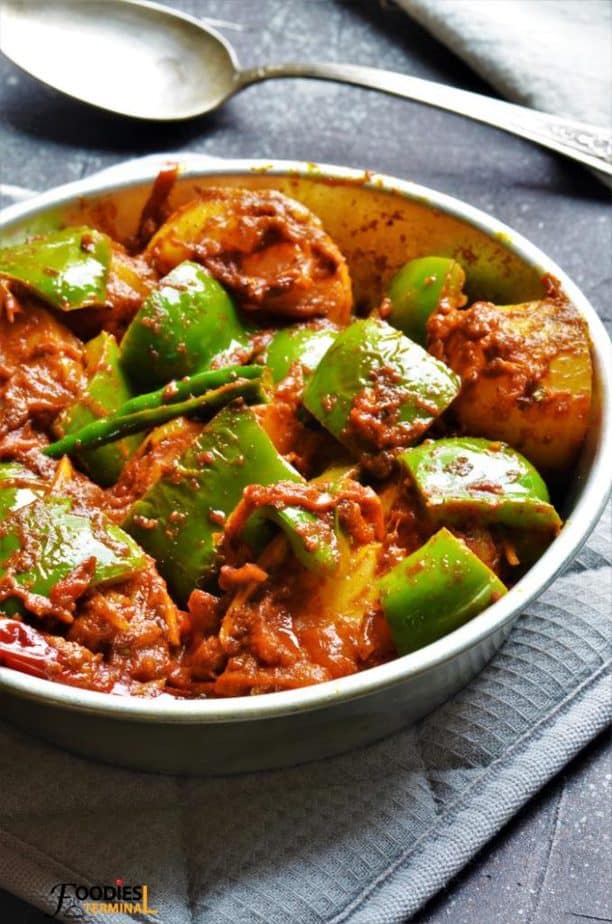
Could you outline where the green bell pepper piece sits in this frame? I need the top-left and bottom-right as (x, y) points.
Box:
(379, 527), (507, 655)
(303, 318), (461, 454)
(265, 322), (338, 384)
(248, 497), (339, 577)
(236, 465), (371, 580)
(401, 437), (561, 531)
(124, 404), (336, 604)
(0, 227), (111, 311)
(44, 365), (265, 459)
(0, 495), (147, 615)
(54, 331), (142, 486)
(387, 256), (466, 346)
(0, 464), (47, 520)
(120, 261), (249, 390)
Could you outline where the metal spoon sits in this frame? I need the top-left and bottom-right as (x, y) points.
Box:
(1, 0), (611, 177)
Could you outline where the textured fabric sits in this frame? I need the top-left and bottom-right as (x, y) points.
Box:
(398, 0), (612, 126)
(0, 506), (609, 923)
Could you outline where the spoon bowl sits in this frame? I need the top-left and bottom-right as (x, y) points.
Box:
(1, 0), (611, 177)
(0, 0), (239, 119)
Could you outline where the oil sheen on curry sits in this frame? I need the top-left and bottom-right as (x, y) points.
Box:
(0, 179), (592, 698)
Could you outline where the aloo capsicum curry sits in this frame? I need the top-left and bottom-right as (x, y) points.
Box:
(0, 182), (592, 697)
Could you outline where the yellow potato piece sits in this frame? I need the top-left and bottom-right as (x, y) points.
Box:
(316, 535), (381, 623)
(428, 295), (592, 474)
(145, 186), (352, 324)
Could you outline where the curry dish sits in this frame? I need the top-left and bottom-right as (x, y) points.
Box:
(0, 178), (592, 698)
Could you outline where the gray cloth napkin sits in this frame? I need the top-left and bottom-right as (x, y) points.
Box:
(398, 0), (612, 126)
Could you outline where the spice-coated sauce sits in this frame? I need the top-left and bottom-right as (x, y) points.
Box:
(0, 182), (590, 697)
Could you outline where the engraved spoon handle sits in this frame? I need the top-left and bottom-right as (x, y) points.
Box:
(238, 62), (612, 179)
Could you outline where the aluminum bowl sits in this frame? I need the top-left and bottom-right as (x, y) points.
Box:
(0, 155), (610, 775)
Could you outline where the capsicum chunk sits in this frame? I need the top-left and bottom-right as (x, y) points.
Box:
(0, 463), (47, 519)
(233, 481), (338, 574)
(401, 437), (561, 532)
(0, 227), (111, 311)
(120, 260), (248, 390)
(379, 527), (507, 655)
(123, 404), (330, 604)
(54, 331), (142, 486)
(224, 467), (383, 582)
(303, 318), (461, 455)
(265, 321), (339, 384)
(0, 496), (147, 617)
(387, 256), (466, 345)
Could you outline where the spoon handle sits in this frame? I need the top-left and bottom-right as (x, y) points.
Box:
(238, 62), (612, 179)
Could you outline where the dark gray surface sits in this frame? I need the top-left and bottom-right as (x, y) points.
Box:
(0, 1), (610, 922)
(414, 730), (612, 924)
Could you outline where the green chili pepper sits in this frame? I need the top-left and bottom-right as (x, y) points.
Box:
(44, 365), (265, 459)
(265, 322), (339, 384)
(120, 261), (249, 390)
(303, 318), (461, 455)
(387, 257), (466, 345)
(114, 364), (264, 416)
(0, 227), (111, 311)
(0, 496), (147, 615)
(401, 437), (561, 531)
(53, 332), (142, 486)
(124, 404), (335, 603)
(379, 527), (507, 655)
(0, 463), (47, 520)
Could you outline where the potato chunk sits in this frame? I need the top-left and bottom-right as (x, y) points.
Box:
(145, 187), (352, 323)
(427, 289), (592, 474)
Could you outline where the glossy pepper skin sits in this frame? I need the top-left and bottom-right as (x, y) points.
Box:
(120, 261), (248, 390)
(124, 404), (334, 604)
(0, 463), (46, 519)
(0, 227), (111, 311)
(379, 527), (507, 655)
(54, 331), (142, 486)
(246, 496), (340, 578)
(44, 365), (265, 459)
(305, 469), (382, 620)
(265, 321), (339, 384)
(111, 364), (264, 418)
(240, 465), (367, 578)
(0, 496), (147, 616)
(240, 459), (371, 571)
(303, 318), (461, 455)
(387, 257), (466, 346)
(401, 437), (562, 532)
